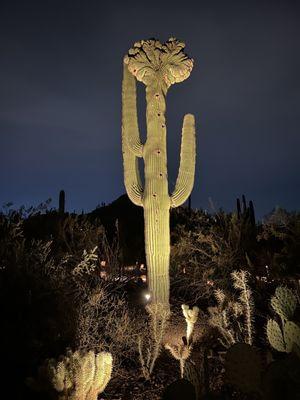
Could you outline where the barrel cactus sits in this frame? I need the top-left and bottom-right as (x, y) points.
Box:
(122, 38), (196, 305)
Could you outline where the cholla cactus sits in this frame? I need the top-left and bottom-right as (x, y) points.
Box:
(138, 303), (170, 379)
(122, 38), (196, 305)
(181, 304), (199, 344)
(46, 349), (113, 400)
(165, 339), (192, 378)
(72, 247), (98, 276)
(165, 305), (199, 379)
(231, 270), (254, 345)
(267, 286), (300, 353)
(208, 272), (254, 348)
(208, 293), (237, 348)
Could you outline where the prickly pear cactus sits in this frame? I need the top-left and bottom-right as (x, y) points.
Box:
(225, 343), (263, 394)
(284, 321), (300, 352)
(122, 38), (196, 305)
(262, 353), (300, 400)
(162, 378), (196, 400)
(267, 286), (300, 353)
(271, 286), (297, 321)
(267, 319), (286, 352)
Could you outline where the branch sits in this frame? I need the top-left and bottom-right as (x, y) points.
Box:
(170, 114), (196, 208)
(122, 63), (143, 206)
(122, 61), (143, 157)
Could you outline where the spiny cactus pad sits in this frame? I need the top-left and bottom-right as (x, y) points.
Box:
(124, 38), (193, 90)
(271, 286), (297, 321)
(225, 343), (262, 394)
(267, 319), (286, 352)
(284, 321), (300, 353)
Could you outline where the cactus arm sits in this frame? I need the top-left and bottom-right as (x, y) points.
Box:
(122, 62), (143, 157)
(170, 113), (196, 208)
(122, 63), (144, 206)
(121, 146), (143, 206)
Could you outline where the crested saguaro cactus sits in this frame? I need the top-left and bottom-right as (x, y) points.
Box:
(122, 38), (196, 305)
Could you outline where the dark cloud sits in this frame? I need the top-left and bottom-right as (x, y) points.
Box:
(1, 0), (299, 218)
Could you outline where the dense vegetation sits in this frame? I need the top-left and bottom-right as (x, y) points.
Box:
(1, 195), (299, 399)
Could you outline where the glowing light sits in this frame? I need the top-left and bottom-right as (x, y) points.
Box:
(140, 264), (146, 271)
(124, 265), (135, 271)
(145, 293), (151, 301)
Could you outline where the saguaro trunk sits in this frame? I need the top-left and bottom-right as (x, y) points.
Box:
(143, 84), (170, 304)
(121, 38), (196, 306)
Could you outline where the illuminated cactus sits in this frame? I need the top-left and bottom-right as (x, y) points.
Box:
(182, 304), (200, 344)
(266, 286), (300, 353)
(29, 349), (113, 399)
(122, 38), (196, 305)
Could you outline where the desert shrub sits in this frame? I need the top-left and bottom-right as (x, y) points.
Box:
(54, 214), (104, 258)
(0, 207), (140, 398)
(170, 208), (257, 302)
(74, 276), (143, 369)
(258, 208), (300, 277)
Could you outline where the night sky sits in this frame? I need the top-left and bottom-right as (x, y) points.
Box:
(1, 0), (299, 219)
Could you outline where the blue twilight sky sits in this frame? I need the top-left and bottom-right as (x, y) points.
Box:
(0, 0), (299, 218)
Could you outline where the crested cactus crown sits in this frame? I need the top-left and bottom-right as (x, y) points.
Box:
(124, 38), (194, 90)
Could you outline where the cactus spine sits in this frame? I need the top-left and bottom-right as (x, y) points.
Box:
(122, 38), (196, 305)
